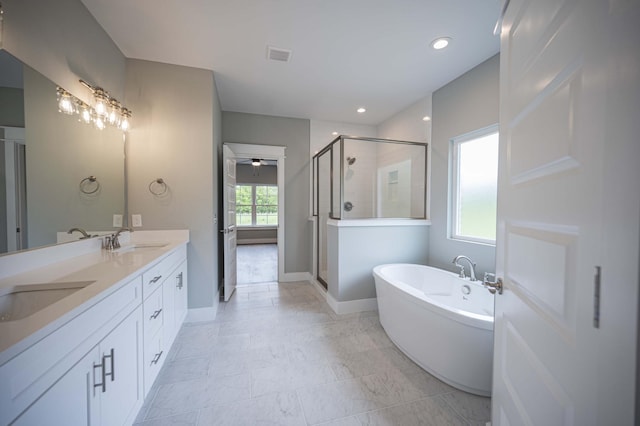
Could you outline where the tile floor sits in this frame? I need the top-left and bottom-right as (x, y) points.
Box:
(236, 244), (278, 284)
(134, 281), (491, 425)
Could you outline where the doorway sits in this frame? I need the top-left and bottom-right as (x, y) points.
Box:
(235, 158), (279, 285)
(222, 143), (285, 299)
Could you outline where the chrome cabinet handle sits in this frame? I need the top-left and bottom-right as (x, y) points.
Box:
(176, 272), (183, 289)
(150, 309), (162, 320)
(151, 351), (163, 365)
(149, 275), (162, 284)
(93, 361), (105, 393)
(103, 348), (115, 383)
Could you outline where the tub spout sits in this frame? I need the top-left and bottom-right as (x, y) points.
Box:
(452, 255), (477, 281)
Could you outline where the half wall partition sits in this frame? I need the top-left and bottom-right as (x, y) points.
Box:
(312, 136), (429, 289)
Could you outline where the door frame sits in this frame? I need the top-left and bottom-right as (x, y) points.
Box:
(225, 143), (286, 282)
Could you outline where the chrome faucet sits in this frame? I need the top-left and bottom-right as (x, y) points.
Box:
(106, 226), (133, 250)
(68, 227), (91, 239)
(452, 255), (477, 281)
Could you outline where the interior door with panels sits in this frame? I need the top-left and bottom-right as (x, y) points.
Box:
(492, 0), (639, 424)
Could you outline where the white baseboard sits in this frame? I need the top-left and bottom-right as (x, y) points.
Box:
(185, 291), (220, 322)
(326, 292), (378, 315)
(237, 238), (277, 245)
(280, 272), (312, 282)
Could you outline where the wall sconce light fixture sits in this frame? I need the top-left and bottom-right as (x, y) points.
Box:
(55, 80), (132, 132)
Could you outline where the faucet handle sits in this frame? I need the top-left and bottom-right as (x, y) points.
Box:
(457, 264), (466, 278)
(103, 235), (112, 250)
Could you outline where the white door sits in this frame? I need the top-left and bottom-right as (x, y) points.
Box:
(492, 0), (639, 424)
(222, 144), (237, 301)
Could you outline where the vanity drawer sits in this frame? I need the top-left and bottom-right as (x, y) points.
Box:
(143, 287), (163, 341)
(141, 246), (186, 299)
(143, 331), (164, 397)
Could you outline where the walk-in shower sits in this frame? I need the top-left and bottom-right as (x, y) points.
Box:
(312, 135), (429, 288)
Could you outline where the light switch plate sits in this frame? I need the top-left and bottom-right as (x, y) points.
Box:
(132, 214), (142, 227)
(113, 214), (123, 227)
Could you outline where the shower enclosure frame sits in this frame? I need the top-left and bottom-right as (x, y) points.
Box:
(312, 135), (430, 288)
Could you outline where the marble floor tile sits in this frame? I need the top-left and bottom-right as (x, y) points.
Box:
(251, 359), (337, 397)
(439, 390), (492, 425)
(155, 356), (210, 385)
(297, 374), (402, 424)
(135, 411), (199, 426)
(198, 391), (306, 426)
(356, 396), (468, 426)
(236, 244), (277, 284)
(145, 373), (250, 419)
(139, 280), (492, 425)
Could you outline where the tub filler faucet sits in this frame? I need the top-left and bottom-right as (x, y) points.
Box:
(452, 255), (477, 281)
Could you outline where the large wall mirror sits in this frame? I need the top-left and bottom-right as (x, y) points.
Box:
(0, 49), (125, 255)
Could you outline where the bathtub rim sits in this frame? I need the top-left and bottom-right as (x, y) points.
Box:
(373, 263), (494, 331)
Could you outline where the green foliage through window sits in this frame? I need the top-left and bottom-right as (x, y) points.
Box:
(236, 184), (278, 226)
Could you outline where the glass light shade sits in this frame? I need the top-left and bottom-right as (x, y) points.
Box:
(94, 116), (105, 130)
(79, 103), (92, 124)
(120, 108), (131, 132)
(93, 88), (108, 117)
(251, 158), (261, 166)
(108, 99), (121, 126)
(57, 88), (75, 115)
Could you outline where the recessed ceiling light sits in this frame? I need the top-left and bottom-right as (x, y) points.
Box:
(431, 37), (451, 50)
(357, 107), (366, 113)
(422, 116), (431, 122)
(332, 131), (338, 136)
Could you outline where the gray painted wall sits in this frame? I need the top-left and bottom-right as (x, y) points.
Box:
(429, 54), (499, 278)
(222, 112), (310, 274)
(2, 0), (126, 103)
(0, 87), (25, 127)
(328, 224), (429, 302)
(125, 59), (220, 313)
(236, 164), (277, 184)
(24, 66), (124, 248)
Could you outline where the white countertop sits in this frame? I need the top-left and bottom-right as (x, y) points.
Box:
(0, 230), (189, 363)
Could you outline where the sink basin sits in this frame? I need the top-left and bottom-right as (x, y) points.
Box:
(115, 242), (169, 253)
(0, 281), (95, 322)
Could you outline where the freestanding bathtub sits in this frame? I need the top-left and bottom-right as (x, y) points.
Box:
(373, 263), (494, 396)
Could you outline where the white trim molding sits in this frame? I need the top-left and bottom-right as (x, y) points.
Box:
(326, 292), (378, 315)
(224, 143), (286, 282)
(281, 272), (312, 283)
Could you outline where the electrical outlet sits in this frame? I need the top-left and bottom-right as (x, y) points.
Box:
(132, 214), (142, 227)
(113, 214), (123, 227)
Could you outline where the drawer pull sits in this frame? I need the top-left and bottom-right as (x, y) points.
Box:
(176, 272), (183, 289)
(93, 361), (106, 393)
(151, 351), (163, 365)
(150, 309), (162, 320)
(149, 275), (162, 284)
(104, 348), (115, 383)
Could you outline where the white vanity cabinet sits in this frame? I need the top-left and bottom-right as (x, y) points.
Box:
(141, 245), (187, 396)
(1, 277), (144, 426)
(13, 306), (143, 426)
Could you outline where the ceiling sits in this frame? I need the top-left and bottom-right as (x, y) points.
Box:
(80, 0), (500, 126)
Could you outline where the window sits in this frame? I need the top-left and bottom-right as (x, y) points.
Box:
(236, 184), (278, 226)
(450, 126), (499, 244)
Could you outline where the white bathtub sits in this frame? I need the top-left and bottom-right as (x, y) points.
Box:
(373, 263), (494, 396)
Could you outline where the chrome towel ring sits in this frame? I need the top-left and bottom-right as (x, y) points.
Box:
(149, 178), (168, 196)
(79, 176), (100, 194)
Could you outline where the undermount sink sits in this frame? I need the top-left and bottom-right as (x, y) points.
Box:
(115, 242), (169, 253)
(0, 281), (95, 322)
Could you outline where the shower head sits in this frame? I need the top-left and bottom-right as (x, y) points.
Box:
(346, 156), (356, 165)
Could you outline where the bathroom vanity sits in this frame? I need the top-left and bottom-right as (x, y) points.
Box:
(0, 230), (189, 425)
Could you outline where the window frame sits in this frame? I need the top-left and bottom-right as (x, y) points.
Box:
(449, 124), (499, 246)
(235, 183), (278, 228)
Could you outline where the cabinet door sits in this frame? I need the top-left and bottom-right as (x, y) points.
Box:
(99, 306), (143, 426)
(162, 269), (176, 348)
(12, 347), (100, 426)
(173, 260), (188, 329)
